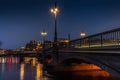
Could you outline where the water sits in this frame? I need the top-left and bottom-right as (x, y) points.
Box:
(0, 57), (118, 80)
(0, 57), (48, 80)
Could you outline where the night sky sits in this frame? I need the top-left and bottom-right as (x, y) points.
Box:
(0, 0), (120, 49)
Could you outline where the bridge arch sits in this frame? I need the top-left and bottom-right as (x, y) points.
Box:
(60, 55), (120, 78)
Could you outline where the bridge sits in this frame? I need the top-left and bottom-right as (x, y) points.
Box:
(44, 28), (120, 78)
(0, 28), (120, 78)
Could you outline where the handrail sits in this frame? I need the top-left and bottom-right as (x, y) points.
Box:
(70, 28), (120, 48)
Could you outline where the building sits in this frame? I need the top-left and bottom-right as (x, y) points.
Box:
(25, 40), (42, 51)
(57, 38), (69, 48)
(0, 49), (5, 54)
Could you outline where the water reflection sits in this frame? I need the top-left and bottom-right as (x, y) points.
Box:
(50, 62), (118, 80)
(0, 57), (49, 80)
(36, 64), (42, 80)
(0, 57), (19, 64)
(2, 63), (5, 72)
(1, 57), (6, 63)
(0, 56), (118, 80)
(20, 63), (24, 80)
(47, 63), (118, 80)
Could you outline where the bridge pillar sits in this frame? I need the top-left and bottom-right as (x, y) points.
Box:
(52, 42), (59, 64)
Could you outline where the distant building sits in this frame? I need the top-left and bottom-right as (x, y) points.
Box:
(0, 49), (5, 54)
(57, 38), (69, 48)
(44, 40), (53, 49)
(25, 40), (42, 51)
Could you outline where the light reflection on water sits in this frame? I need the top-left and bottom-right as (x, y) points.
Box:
(36, 64), (42, 80)
(0, 57), (118, 80)
(0, 57), (49, 80)
(20, 63), (24, 80)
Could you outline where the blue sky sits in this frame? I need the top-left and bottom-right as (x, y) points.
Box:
(0, 0), (120, 49)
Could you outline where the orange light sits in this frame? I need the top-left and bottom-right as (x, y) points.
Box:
(80, 32), (86, 38)
(50, 7), (59, 16)
(20, 64), (24, 80)
(41, 32), (47, 36)
(51, 9), (54, 12)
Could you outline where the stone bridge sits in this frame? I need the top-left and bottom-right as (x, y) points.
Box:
(45, 48), (120, 78)
(45, 28), (120, 78)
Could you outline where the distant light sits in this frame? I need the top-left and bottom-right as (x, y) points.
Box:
(51, 9), (54, 12)
(50, 7), (59, 16)
(41, 32), (47, 36)
(55, 8), (58, 12)
(80, 32), (86, 38)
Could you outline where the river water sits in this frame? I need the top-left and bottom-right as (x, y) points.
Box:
(0, 57), (118, 80)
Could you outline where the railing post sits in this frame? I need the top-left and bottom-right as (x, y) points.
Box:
(117, 31), (119, 47)
(100, 34), (103, 47)
(79, 39), (81, 47)
(88, 38), (90, 48)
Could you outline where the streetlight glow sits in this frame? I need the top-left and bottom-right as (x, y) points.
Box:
(51, 9), (54, 12)
(41, 31), (47, 43)
(51, 7), (59, 17)
(41, 32), (47, 37)
(80, 32), (86, 38)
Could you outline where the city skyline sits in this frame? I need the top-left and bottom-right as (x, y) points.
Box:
(0, 0), (120, 49)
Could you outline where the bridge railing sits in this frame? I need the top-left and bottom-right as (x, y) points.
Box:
(70, 28), (120, 48)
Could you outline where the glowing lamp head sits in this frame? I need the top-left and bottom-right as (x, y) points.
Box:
(50, 7), (59, 15)
(51, 9), (54, 13)
(41, 32), (47, 36)
(80, 32), (86, 38)
(55, 8), (58, 12)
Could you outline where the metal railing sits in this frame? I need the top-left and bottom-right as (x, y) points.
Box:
(70, 28), (120, 48)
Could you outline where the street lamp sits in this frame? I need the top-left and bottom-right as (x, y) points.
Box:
(41, 31), (47, 42)
(40, 31), (47, 61)
(79, 32), (86, 48)
(51, 2), (59, 63)
(51, 3), (59, 43)
(80, 32), (86, 38)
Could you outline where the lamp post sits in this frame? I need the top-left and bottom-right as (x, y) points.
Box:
(80, 32), (86, 48)
(41, 31), (47, 60)
(51, 3), (59, 43)
(41, 31), (47, 42)
(51, 2), (59, 63)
